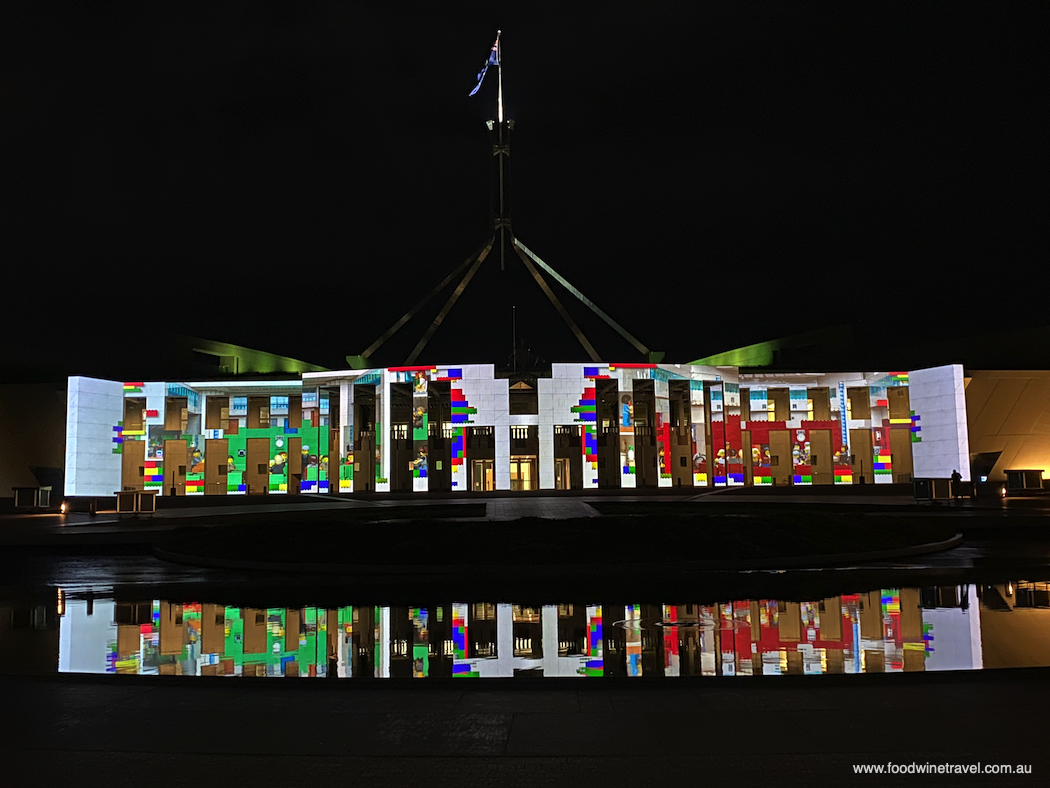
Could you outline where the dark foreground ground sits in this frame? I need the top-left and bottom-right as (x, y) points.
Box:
(3, 669), (1047, 787)
(4, 488), (1049, 785)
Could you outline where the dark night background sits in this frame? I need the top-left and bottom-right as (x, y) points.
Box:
(3, 2), (1044, 377)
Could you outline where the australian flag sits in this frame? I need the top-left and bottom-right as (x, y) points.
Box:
(469, 40), (499, 96)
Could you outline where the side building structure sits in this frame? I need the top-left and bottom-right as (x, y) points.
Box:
(64, 362), (970, 497)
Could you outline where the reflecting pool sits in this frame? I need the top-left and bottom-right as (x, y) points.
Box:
(4, 582), (1050, 678)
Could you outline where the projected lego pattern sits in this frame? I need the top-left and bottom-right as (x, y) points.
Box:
(111, 422), (125, 454)
(70, 363), (973, 495)
(873, 423), (893, 477)
(571, 375), (596, 422)
(576, 367), (605, 485)
(143, 460), (163, 489)
(711, 418), (743, 485)
(657, 422), (672, 479)
(788, 421), (839, 485)
(450, 388), (476, 423)
(743, 421), (786, 485)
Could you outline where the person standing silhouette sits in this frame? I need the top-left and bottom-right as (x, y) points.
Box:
(950, 469), (962, 500)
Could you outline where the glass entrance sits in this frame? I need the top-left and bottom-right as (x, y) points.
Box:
(471, 459), (494, 492)
(555, 458), (570, 490)
(510, 456), (537, 491)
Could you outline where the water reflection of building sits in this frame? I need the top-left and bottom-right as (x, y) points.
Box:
(978, 582), (1050, 669)
(452, 603), (602, 678)
(603, 590), (959, 677)
(33, 584), (1050, 679)
(0, 588), (60, 674)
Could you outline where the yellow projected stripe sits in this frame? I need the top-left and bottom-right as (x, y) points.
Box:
(889, 418), (911, 424)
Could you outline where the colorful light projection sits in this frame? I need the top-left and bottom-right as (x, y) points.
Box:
(575, 367), (603, 485)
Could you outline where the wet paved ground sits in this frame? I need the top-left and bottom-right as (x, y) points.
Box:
(3, 489), (1049, 784)
(2, 488), (1046, 547)
(3, 671), (1046, 786)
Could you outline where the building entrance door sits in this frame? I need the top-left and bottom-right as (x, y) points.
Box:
(768, 430), (793, 487)
(204, 438), (228, 495)
(890, 428), (914, 483)
(510, 456), (537, 491)
(849, 429), (873, 484)
(810, 429), (833, 485)
(287, 437), (301, 495)
(471, 459), (494, 491)
(246, 437), (270, 495)
(121, 440), (145, 492)
(163, 439), (187, 496)
(555, 458), (570, 490)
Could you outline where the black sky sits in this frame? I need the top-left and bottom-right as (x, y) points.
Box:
(4, 2), (1044, 373)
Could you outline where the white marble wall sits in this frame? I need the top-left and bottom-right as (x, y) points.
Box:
(457, 365), (508, 488)
(544, 365), (602, 489)
(65, 376), (123, 497)
(910, 364), (971, 480)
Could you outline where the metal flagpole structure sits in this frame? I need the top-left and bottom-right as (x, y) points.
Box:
(494, 30), (508, 271)
(346, 31), (659, 369)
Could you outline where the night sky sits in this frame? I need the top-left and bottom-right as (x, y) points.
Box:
(5, 3), (1043, 375)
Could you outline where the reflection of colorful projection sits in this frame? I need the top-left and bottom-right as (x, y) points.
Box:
(662, 605), (680, 677)
(719, 603), (736, 676)
(881, 589), (904, 671)
(452, 603), (476, 677)
(411, 608), (429, 678)
(56, 589), (966, 680)
(584, 605), (603, 677)
(625, 604), (642, 676)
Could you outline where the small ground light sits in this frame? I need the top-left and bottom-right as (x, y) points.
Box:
(1000, 485), (1007, 498)
(60, 501), (67, 513)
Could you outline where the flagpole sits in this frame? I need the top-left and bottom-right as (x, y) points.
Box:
(496, 30), (503, 124)
(496, 30), (505, 270)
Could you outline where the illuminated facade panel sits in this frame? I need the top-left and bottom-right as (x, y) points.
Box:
(64, 362), (969, 496)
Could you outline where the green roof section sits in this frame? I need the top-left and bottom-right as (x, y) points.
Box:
(186, 337), (328, 376)
(690, 326), (850, 368)
(690, 339), (781, 368)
